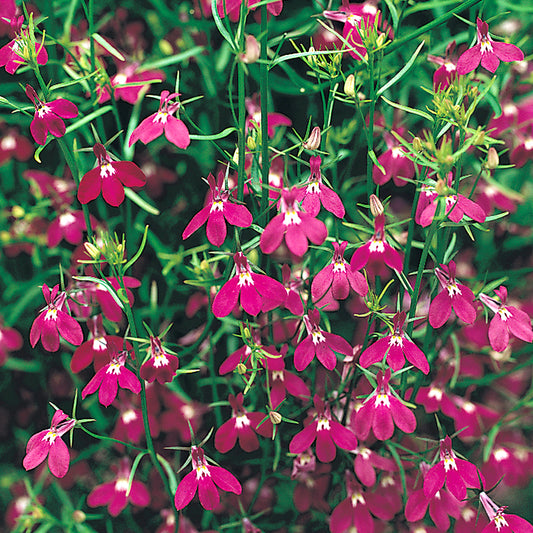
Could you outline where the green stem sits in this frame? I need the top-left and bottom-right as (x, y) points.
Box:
(236, 1), (247, 203)
(259, 3), (270, 225)
(366, 51), (377, 201)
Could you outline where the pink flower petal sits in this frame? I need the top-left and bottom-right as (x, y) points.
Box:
(174, 470), (198, 510)
(457, 45), (482, 74)
(48, 439), (70, 478)
(48, 99), (78, 119)
(212, 276), (240, 318)
(289, 422), (318, 454)
(164, 117), (190, 149)
(182, 204), (211, 240)
(102, 175), (125, 206)
(77, 168), (102, 204)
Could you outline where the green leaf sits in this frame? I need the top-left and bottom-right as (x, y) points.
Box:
(211, 0), (237, 52)
(124, 225), (150, 271)
(377, 41), (425, 97)
(126, 451), (148, 497)
(189, 127), (237, 141)
(368, 149), (386, 174)
(91, 32), (125, 61)
(124, 189), (160, 215)
(141, 46), (205, 70)
(380, 96), (434, 122)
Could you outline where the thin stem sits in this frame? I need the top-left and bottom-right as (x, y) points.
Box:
(259, 3), (270, 225)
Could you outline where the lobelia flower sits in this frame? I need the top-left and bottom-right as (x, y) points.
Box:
(47, 208), (95, 248)
(429, 260), (477, 328)
(0, 125), (33, 165)
(291, 450), (331, 513)
(70, 315), (130, 373)
(295, 155), (345, 218)
(87, 457), (150, 517)
(352, 368), (416, 441)
(456, 18), (524, 75)
(30, 284), (83, 352)
(311, 241), (368, 311)
(265, 356), (311, 409)
(289, 395), (357, 463)
(140, 336), (179, 384)
(329, 471), (376, 533)
(260, 188), (328, 258)
(77, 143), (146, 207)
(182, 171), (253, 247)
(0, 320), (23, 366)
(353, 446), (397, 487)
(129, 90), (190, 149)
(423, 435), (483, 501)
(428, 41), (460, 91)
(214, 393), (273, 453)
(405, 462), (461, 531)
(174, 446), (242, 511)
(81, 349), (141, 407)
(416, 173), (487, 228)
(323, 0), (392, 60)
(111, 391), (159, 445)
(372, 131), (415, 187)
(479, 286), (533, 352)
(25, 85), (78, 146)
(280, 264), (306, 316)
(359, 311), (429, 374)
(245, 93), (291, 138)
(211, 252), (286, 317)
(294, 309), (353, 371)
(350, 213), (404, 278)
(479, 491), (533, 533)
(23, 409), (75, 478)
(0, 16), (48, 74)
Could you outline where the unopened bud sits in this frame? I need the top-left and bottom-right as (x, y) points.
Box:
(473, 130), (485, 146)
(246, 135), (256, 151)
(269, 411), (282, 425)
(308, 46), (317, 67)
(303, 126), (321, 151)
(237, 363), (247, 375)
(435, 178), (447, 196)
(412, 136), (422, 152)
(241, 34), (260, 64)
(232, 147), (239, 165)
(242, 326), (252, 342)
(11, 205), (25, 218)
(376, 32), (386, 47)
(487, 147), (499, 169)
(72, 510), (86, 523)
(369, 194), (384, 217)
(344, 74), (356, 98)
(83, 242), (100, 260)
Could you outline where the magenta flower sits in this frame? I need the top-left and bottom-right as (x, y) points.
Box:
(429, 261), (476, 328)
(289, 395), (357, 463)
(23, 409), (75, 478)
(174, 446), (242, 511)
(456, 18), (524, 75)
(87, 457), (150, 516)
(352, 369), (416, 441)
(77, 143), (146, 207)
(479, 286), (533, 352)
(428, 41), (460, 91)
(324, 1), (392, 60)
(359, 311), (429, 374)
(294, 309), (353, 371)
(0, 321), (22, 366)
(296, 156), (345, 218)
(265, 356), (311, 409)
(182, 171), (253, 247)
(260, 188), (328, 257)
(129, 90), (190, 149)
(405, 462), (461, 530)
(329, 471), (376, 533)
(211, 252), (286, 317)
(245, 93), (291, 138)
(416, 173), (486, 228)
(372, 131), (415, 187)
(479, 491), (533, 533)
(350, 214), (404, 278)
(81, 349), (141, 407)
(280, 264), (306, 316)
(0, 16), (48, 74)
(30, 284), (83, 352)
(47, 208), (94, 248)
(0, 126), (33, 165)
(140, 336), (179, 384)
(423, 435), (482, 501)
(214, 393), (273, 453)
(71, 315), (130, 373)
(311, 241), (368, 311)
(25, 85), (78, 145)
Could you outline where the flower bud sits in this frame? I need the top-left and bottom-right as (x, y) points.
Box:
(83, 242), (100, 260)
(412, 136), (422, 152)
(232, 147), (239, 165)
(303, 126), (321, 151)
(344, 74), (356, 98)
(11, 205), (25, 218)
(246, 135), (257, 151)
(376, 32), (386, 47)
(269, 411), (282, 425)
(487, 147), (499, 169)
(72, 510), (86, 524)
(369, 194), (384, 217)
(237, 363), (247, 375)
(241, 34), (260, 64)
(308, 46), (317, 67)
